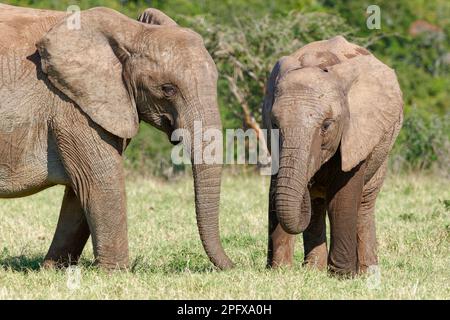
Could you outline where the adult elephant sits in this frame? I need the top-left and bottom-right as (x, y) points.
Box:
(0, 5), (233, 270)
(263, 36), (403, 276)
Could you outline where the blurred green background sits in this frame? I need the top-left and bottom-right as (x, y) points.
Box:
(5, 0), (449, 176)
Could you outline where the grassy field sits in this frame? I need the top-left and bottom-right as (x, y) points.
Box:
(0, 171), (448, 299)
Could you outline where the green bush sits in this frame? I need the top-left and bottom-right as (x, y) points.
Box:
(393, 112), (450, 173)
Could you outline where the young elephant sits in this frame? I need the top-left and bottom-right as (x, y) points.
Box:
(263, 36), (403, 275)
(0, 5), (233, 270)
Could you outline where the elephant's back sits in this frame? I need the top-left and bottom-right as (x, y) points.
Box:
(0, 5), (67, 107)
(0, 4), (65, 53)
(292, 36), (373, 70)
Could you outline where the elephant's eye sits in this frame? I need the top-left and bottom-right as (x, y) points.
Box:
(321, 119), (333, 133)
(161, 84), (177, 97)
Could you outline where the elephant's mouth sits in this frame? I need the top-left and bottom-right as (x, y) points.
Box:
(160, 114), (178, 144)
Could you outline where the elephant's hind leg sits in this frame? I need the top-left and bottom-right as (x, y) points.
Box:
(303, 198), (327, 270)
(43, 187), (90, 268)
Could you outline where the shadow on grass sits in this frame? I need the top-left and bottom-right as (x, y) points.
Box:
(0, 254), (44, 272)
(0, 252), (214, 274)
(0, 235), (249, 274)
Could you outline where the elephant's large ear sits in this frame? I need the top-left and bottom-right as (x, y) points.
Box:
(262, 56), (300, 130)
(36, 9), (139, 139)
(328, 55), (403, 172)
(138, 8), (177, 26)
(262, 59), (282, 130)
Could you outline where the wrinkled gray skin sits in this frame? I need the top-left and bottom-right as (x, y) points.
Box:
(0, 5), (233, 270)
(263, 36), (403, 275)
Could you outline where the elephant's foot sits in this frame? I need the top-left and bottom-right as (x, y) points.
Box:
(268, 224), (296, 268)
(42, 256), (78, 269)
(303, 243), (328, 270)
(94, 258), (129, 271)
(327, 267), (356, 279)
(358, 260), (379, 274)
(43, 256), (129, 271)
(327, 254), (378, 277)
(43, 249), (85, 270)
(42, 259), (58, 270)
(92, 247), (130, 271)
(327, 255), (358, 278)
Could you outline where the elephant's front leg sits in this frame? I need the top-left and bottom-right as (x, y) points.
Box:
(83, 183), (129, 269)
(303, 197), (327, 270)
(267, 177), (296, 268)
(52, 114), (129, 269)
(65, 161), (128, 269)
(357, 189), (378, 274)
(357, 161), (387, 273)
(327, 161), (367, 276)
(43, 187), (90, 268)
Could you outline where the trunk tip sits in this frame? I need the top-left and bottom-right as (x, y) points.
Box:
(213, 256), (234, 270)
(279, 220), (309, 235)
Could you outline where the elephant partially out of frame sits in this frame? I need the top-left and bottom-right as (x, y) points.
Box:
(263, 36), (403, 276)
(0, 4), (233, 270)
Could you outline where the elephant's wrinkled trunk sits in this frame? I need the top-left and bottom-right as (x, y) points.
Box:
(185, 101), (234, 270)
(275, 129), (312, 234)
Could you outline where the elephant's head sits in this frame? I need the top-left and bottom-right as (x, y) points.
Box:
(263, 36), (402, 235)
(36, 7), (233, 269)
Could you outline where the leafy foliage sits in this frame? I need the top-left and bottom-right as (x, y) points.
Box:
(393, 112), (450, 173)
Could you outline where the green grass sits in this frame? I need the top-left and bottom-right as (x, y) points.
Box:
(0, 172), (449, 299)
